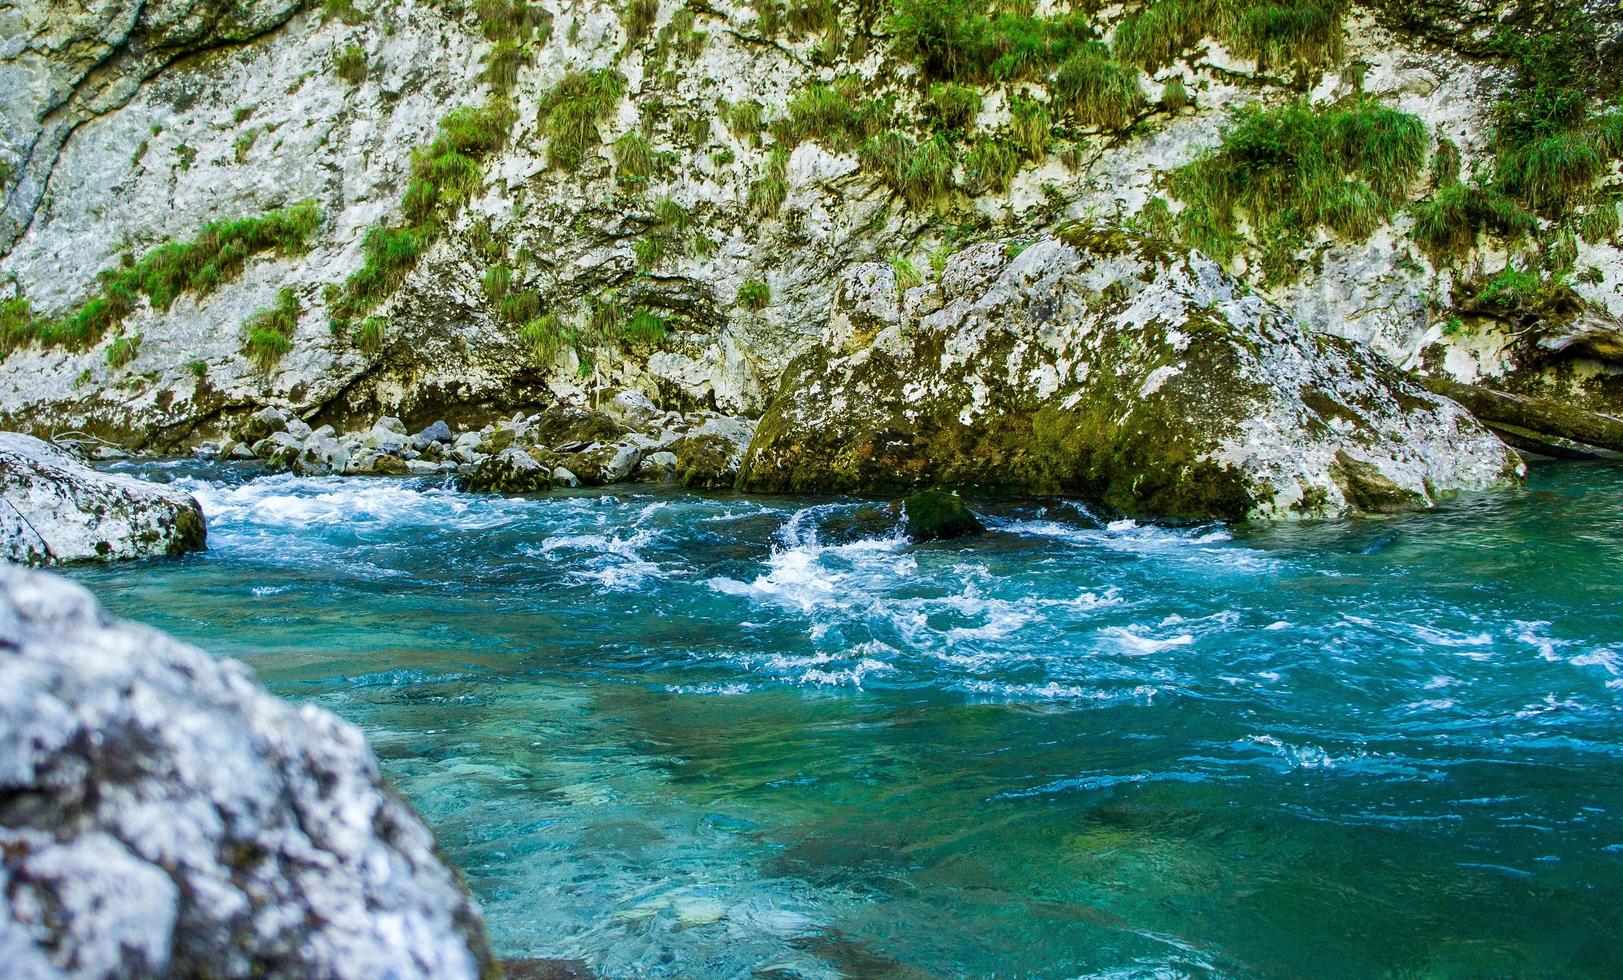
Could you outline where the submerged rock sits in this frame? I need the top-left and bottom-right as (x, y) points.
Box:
(903, 490), (985, 541)
(0, 432), (205, 564)
(0, 565), (496, 978)
(738, 230), (1524, 521)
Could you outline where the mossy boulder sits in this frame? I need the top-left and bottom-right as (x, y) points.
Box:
(903, 490), (984, 541)
(737, 228), (1524, 521)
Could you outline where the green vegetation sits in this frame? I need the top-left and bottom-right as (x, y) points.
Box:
(105, 333), (141, 369)
(1009, 95), (1050, 162)
(2, 200), (321, 357)
(482, 264), (512, 302)
(737, 279), (771, 309)
(747, 147), (790, 217)
(476, 0), (551, 42)
(861, 131), (955, 211)
(1409, 180), (1537, 261)
(614, 131), (657, 183)
(1053, 44), (1146, 130)
(1168, 98), (1427, 279)
(964, 138), (1020, 195)
(621, 0), (659, 46)
(620, 308), (668, 343)
(537, 69), (627, 171)
(498, 288), (541, 323)
(1113, 0), (1345, 76)
(890, 254), (923, 292)
(722, 100), (764, 146)
(243, 288), (300, 370)
(482, 41), (530, 95)
(334, 45), (367, 85)
(520, 312), (566, 360)
(356, 315), (387, 353)
(335, 98), (513, 319)
(771, 79), (891, 151)
(1161, 77), (1189, 112)
(322, 0), (368, 25)
(887, 0), (1100, 84)
(924, 83), (981, 131)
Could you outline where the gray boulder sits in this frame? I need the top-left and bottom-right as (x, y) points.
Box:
(231, 407), (290, 445)
(0, 433), (205, 564)
(738, 228), (1524, 520)
(0, 565), (495, 978)
(293, 432), (350, 476)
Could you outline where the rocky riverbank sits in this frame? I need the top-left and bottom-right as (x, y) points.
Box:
(200, 393), (756, 493)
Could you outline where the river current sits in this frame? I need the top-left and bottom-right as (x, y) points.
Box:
(67, 461), (1623, 977)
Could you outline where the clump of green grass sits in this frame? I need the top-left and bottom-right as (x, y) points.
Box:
(771, 79), (892, 151)
(1168, 98), (1427, 278)
(243, 288), (300, 370)
(1161, 77), (1189, 112)
(356, 315), (387, 353)
(105, 332), (141, 369)
(721, 100), (764, 146)
(1009, 95), (1050, 162)
(924, 83), (982, 131)
(736, 279), (771, 309)
(499, 289), (541, 323)
(890, 254), (924, 293)
(335, 45), (367, 85)
(1053, 44), (1146, 131)
(963, 138), (1020, 195)
(1409, 180), (1538, 262)
(520, 311), (569, 361)
(322, 0), (368, 25)
(483, 264), (512, 302)
(860, 131), (956, 210)
(887, 0), (1100, 84)
(618, 308), (668, 343)
(2, 200), (322, 357)
(476, 0), (551, 42)
(614, 131), (657, 183)
(621, 0), (659, 45)
(747, 147), (790, 217)
(538, 69), (627, 171)
(482, 40), (530, 95)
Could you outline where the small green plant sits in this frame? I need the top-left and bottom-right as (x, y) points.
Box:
(747, 147), (790, 217)
(335, 45), (367, 85)
(481, 41), (530, 95)
(633, 236), (667, 268)
(537, 69), (627, 171)
(1161, 77), (1189, 112)
(614, 131), (657, 183)
(721, 100), (764, 146)
(924, 83), (982, 131)
(356, 315), (387, 353)
(322, 0), (368, 24)
(737, 279), (771, 309)
(621, 0), (659, 46)
(860, 131), (955, 210)
(233, 130), (258, 163)
(520, 312), (566, 360)
(188, 359), (207, 378)
(771, 79), (892, 152)
(242, 288), (300, 370)
(931, 245), (955, 276)
(499, 289), (541, 323)
(964, 138), (1020, 195)
(1009, 95), (1050, 162)
(483, 264), (512, 302)
(105, 332), (141, 369)
(619, 308), (668, 343)
(890, 254), (923, 293)
(1409, 180), (1538, 262)
(1053, 45), (1146, 131)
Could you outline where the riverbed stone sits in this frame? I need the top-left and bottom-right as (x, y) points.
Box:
(738, 230), (1525, 520)
(0, 432), (205, 564)
(0, 564), (496, 977)
(903, 490), (985, 541)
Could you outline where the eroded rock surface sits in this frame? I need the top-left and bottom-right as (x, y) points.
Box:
(0, 564), (496, 978)
(738, 230), (1524, 521)
(0, 432), (205, 563)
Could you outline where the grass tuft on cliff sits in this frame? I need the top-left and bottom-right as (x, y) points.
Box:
(1168, 98), (1426, 281)
(538, 69), (628, 171)
(1, 200), (322, 358)
(243, 288), (301, 371)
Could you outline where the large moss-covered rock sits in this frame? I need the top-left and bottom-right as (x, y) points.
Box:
(737, 229), (1524, 521)
(0, 432), (206, 563)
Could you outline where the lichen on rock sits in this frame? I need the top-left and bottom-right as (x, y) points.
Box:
(738, 228), (1525, 521)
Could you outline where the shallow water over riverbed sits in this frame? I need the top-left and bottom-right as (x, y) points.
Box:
(69, 462), (1623, 977)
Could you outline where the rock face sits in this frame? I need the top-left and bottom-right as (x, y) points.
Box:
(738, 230), (1524, 521)
(0, 1), (1617, 450)
(0, 433), (205, 563)
(0, 565), (496, 978)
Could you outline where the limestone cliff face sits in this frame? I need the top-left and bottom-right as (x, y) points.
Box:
(0, 0), (1618, 448)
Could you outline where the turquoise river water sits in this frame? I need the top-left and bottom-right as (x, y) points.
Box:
(65, 461), (1623, 978)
